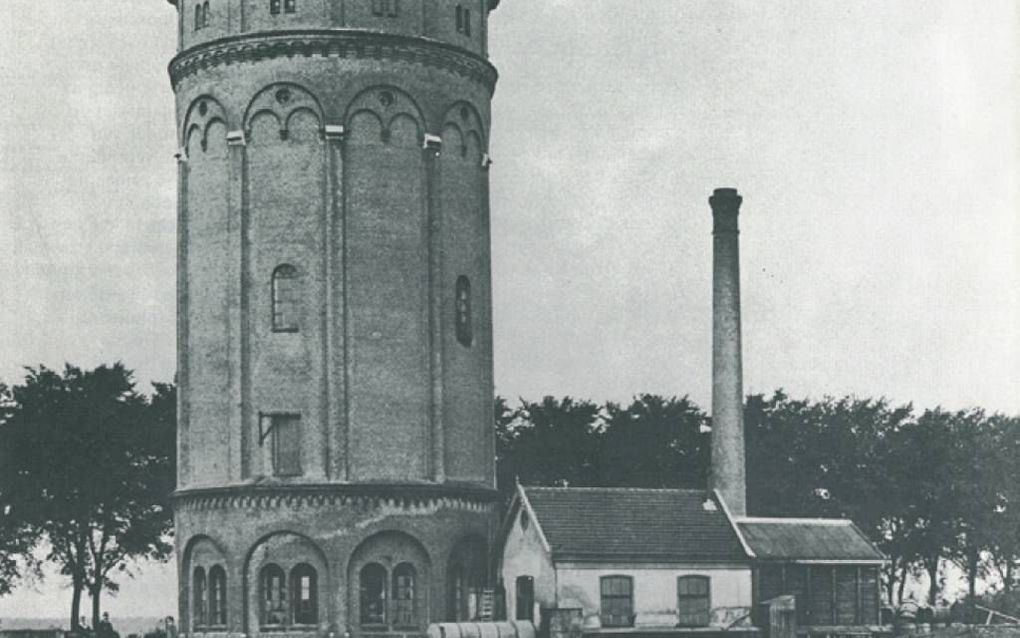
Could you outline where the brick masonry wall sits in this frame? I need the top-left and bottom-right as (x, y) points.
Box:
(171, 4), (501, 633)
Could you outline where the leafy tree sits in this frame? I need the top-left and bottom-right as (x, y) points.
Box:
(600, 394), (708, 488)
(500, 396), (603, 489)
(0, 364), (175, 630)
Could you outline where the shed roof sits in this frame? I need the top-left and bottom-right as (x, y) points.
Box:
(520, 486), (748, 563)
(736, 518), (885, 562)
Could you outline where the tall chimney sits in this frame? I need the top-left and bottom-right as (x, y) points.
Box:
(709, 187), (747, 516)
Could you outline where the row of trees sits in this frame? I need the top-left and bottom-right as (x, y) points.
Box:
(1, 362), (1017, 619)
(496, 392), (1020, 608)
(0, 364), (175, 630)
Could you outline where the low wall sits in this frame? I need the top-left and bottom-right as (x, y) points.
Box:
(897, 626), (1020, 638)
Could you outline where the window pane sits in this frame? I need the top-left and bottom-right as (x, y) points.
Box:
(392, 563), (416, 626)
(272, 265), (299, 331)
(262, 565), (288, 626)
(194, 568), (207, 626)
(272, 415), (302, 476)
(455, 276), (473, 346)
(361, 564), (387, 625)
(677, 576), (711, 627)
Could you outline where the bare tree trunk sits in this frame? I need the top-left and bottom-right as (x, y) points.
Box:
(90, 582), (102, 633)
(897, 564), (909, 607)
(927, 555), (939, 607)
(70, 576), (84, 632)
(885, 557), (899, 606)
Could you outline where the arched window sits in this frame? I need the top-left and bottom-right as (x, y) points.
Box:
(360, 563), (387, 625)
(600, 575), (634, 628)
(455, 276), (472, 347)
(193, 567), (207, 627)
(515, 576), (534, 622)
(202, 1), (210, 27)
(207, 566), (227, 626)
(269, 0), (281, 15)
(676, 575), (711, 627)
(261, 564), (288, 627)
(194, 4), (202, 30)
(391, 563), (417, 627)
(272, 264), (300, 332)
(291, 564), (318, 625)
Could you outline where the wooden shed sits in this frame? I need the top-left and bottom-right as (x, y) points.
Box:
(736, 518), (885, 632)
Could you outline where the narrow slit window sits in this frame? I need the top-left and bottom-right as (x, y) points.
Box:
(261, 564), (288, 627)
(267, 414), (302, 477)
(391, 563), (417, 627)
(194, 4), (202, 30)
(456, 6), (463, 32)
(291, 564), (318, 625)
(465, 9), (471, 36)
(455, 276), (473, 347)
(272, 264), (300, 332)
(361, 563), (387, 625)
(270, 0), (281, 15)
(203, 1), (210, 27)
(208, 566), (228, 626)
(193, 567), (208, 627)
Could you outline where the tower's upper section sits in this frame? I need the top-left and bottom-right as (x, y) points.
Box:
(167, 0), (501, 58)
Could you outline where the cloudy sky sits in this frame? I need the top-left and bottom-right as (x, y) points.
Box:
(1, 0), (1017, 619)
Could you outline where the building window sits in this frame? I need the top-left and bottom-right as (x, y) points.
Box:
(372, 0), (399, 17)
(515, 576), (534, 622)
(677, 576), (711, 627)
(261, 413), (302, 477)
(600, 575), (634, 628)
(271, 264), (300, 332)
(456, 6), (471, 36)
(261, 564), (288, 627)
(194, 4), (202, 30)
(455, 276), (472, 347)
(361, 563), (388, 625)
(392, 563), (417, 627)
(203, 1), (210, 27)
(291, 564), (318, 625)
(270, 0), (281, 15)
(208, 566), (227, 626)
(193, 567), (207, 627)
(284, 0), (296, 13)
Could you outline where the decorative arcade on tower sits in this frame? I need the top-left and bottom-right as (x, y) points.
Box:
(165, 1), (503, 636)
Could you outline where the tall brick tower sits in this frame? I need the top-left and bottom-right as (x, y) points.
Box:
(166, 1), (501, 636)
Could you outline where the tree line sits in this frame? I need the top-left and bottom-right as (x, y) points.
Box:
(496, 392), (1020, 610)
(1, 362), (1018, 622)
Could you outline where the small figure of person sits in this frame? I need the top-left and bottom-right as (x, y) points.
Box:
(164, 617), (177, 638)
(98, 612), (119, 638)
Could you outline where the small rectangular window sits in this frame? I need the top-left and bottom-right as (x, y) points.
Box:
(677, 576), (711, 627)
(372, 0), (398, 17)
(600, 576), (634, 628)
(269, 0), (281, 15)
(284, 0), (296, 14)
(267, 414), (302, 476)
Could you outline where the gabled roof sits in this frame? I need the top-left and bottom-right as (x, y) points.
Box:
(518, 486), (748, 564)
(735, 517), (885, 563)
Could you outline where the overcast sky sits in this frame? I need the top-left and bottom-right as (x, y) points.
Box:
(1, 0), (1017, 619)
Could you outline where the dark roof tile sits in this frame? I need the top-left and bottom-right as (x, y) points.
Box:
(736, 519), (885, 562)
(522, 486), (748, 563)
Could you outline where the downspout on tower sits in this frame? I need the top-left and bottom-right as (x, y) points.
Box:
(709, 187), (747, 517)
